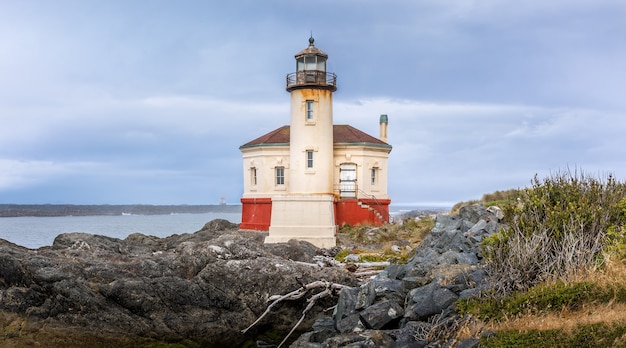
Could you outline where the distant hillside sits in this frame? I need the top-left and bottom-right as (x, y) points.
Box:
(0, 204), (242, 217)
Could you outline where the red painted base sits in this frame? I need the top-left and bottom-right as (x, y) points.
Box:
(239, 197), (272, 231)
(335, 198), (391, 227)
(240, 197), (390, 231)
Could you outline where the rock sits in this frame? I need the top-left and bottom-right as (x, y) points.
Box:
(308, 317), (338, 343)
(264, 238), (320, 262)
(334, 287), (360, 320)
(465, 219), (487, 236)
(486, 205), (504, 221)
(392, 321), (433, 347)
(336, 313), (365, 334)
(431, 215), (461, 236)
(459, 204), (485, 224)
(199, 218), (238, 231)
(438, 250), (458, 265)
(404, 282), (459, 321)
(430, 229), (471, 254)
(456, 252), (479, 265)
(359, 300), (404, 329)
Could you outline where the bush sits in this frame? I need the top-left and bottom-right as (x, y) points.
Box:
(484, 170), (626, 294)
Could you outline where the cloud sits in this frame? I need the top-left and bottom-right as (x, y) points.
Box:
(333, 97), (626, 204)
(0, 159), (103, 190)
(0, 1), (624, 206)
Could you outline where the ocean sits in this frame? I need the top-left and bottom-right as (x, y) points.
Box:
(0, 205), (446, 249)
(0, 212), (242, 249)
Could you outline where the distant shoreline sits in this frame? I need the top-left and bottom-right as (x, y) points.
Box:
(0, 204), (242, 218)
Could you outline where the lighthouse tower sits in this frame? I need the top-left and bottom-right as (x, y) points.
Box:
(264, 37), (338, 247)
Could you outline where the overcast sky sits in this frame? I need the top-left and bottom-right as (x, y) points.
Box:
(1, 1), (624, 207)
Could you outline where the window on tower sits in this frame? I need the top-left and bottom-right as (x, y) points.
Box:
(275, 167), (285, 185)
(306, 151), (314, 168)
(371, 167), (378, 186)
(306, 100), (314, 120)
(251, 167), (257, 186)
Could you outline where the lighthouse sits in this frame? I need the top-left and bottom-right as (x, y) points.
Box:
(239, 38), (392, 248)
(264, 36), (338, 247)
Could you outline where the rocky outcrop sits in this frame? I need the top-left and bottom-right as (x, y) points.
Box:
(292, 204), (504, 347)
(1, 205), (502, 347)
(0, 220), (357, 347)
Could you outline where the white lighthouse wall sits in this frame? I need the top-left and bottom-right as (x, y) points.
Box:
(288, 89), (334, 194)
(333, 145), (390, 199)
(241, 144), (390, 200)
(241, 146), (289, 198)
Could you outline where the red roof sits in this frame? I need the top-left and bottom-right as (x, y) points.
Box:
(240, 125), (391, 149)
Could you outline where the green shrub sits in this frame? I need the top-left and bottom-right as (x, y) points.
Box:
(483, 170), (626, 294)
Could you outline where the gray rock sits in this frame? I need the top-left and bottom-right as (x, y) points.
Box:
(485, 220), (501, 234)
(382, 264), (406, 280)
(355, 282), (377, 310)
(431, 215), (461, 236)
(401, 276), (431, 294)
(468, 269), (488, 285)
(456, 252), (479, 265)
(359, 300), (404, 329)
(334, 287), (360, 320)
(392, 321), (433, 347)
(437, 250), (458, 265)
(459, 287), (483, 299)
(336, 313), (365, 334)
(459, 204), (485, 224)
(465, 219), (487, 236)
(431, 229), (470, 254)
(486, 205), (504, 221)
(309, 317), (338, 343)
(405, 283), (459, 321)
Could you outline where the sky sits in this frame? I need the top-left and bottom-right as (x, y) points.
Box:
(1, 1), (625, 207)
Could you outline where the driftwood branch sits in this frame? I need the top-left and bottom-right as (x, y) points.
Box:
(242, 280), (351, 347)
(296, 256), (391, 268)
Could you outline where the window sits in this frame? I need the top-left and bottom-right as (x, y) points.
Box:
(275, 167), (285, 185)
(251, 167), (257, 186)
(371, 168), (378, 186)
(306, 100), (314, 120)
(306, 151), (314, 168)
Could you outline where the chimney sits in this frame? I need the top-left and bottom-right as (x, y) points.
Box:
(379, 114), (388, 143)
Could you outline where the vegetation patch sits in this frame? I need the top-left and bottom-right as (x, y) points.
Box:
(480, 322), (626, 348)
(484, 170), (626, 294)
(447, 171), (626, 347)
(456, 280), (626, 321)
(335, 217), (434, 264)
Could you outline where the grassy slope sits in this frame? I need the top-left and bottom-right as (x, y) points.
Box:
(470, 260), (626, 347)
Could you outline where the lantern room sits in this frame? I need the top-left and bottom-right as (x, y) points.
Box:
(286, 37), (337, 92)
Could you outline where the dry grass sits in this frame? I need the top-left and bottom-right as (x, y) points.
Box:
(335, 218), (435, 263)
(474, 259), (626, 341)
(485, 303), (626, 333)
